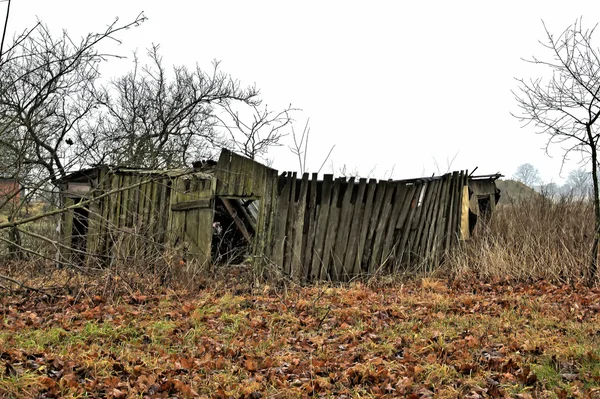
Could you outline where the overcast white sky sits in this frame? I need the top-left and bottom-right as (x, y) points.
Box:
(4, 1), (600, 182)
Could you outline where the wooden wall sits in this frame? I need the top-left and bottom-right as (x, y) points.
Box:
(61, 168), (216, 267)
(216, 149), (279, 265)
(267, 171), (469, 281)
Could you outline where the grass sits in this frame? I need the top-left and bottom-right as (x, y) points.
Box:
(1, 191), (600, 397)
(446, 194), (595, 283)
(4, 279), (597, 398)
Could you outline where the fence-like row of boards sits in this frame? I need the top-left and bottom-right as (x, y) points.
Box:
(268, 171), (469, 281)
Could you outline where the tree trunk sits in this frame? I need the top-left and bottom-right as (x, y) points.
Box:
(587, 124), (599, 285)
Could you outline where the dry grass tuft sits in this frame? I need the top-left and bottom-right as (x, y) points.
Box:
(446, 194), (593, 284)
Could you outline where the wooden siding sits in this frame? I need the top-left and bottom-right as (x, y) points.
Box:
(266, 171), (469, 281)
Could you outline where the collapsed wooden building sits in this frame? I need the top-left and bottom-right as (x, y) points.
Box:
(58, 149), (500, 281)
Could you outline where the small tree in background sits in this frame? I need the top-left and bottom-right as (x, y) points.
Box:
(513, 18), (600, 284)
(565, 168), (592, 198)
(513, 163), (542, 187)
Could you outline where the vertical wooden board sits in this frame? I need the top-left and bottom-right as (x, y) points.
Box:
(155, 178), (168, 244)
(405, 181), (429, 269)
(239, 156), (250, 197)
(396, 184), (418, 229)
(283, 172), (297, 275)
(134, 178), (148, 257)
(310, 175), (333, 280)
(107, 174), (121, 261)
(444, 172), (460, 252)
(60, 197), (75, 264)
(381, 183), (410, 270)
(247, 156), (259, 197)
(412, 180), (439, 265)
(272, 174), (291, 268)
(426, 174), (450, 269)
(415, 180), (440, 255)
(262, 169), (279, 264)
(354, 178), (377, 275)
(232, 154), (244, 196)
(343, 178), (367, 279)
(460, 174), (470, 240)
(331, 177), (357, 281)
(254, 169), (271, 261)
(147, 178), (159, 256)
(302, 173), (319, 278)
(395, 182), (424, 270)
(451, 172), (465, 242)
(369, 181), (397, 273)
(291, 173), (309, 280)
(97, 171), (112, 262)
(450, 172), (464, 246)
(119, 175), (130, 228)
(197, 202), (215, 267)
(320, 177), (343, 279)
(169, 178), (187, 252)
(146, 178), (159, 242)
(183, 178), (200, 265)
(364, 181), (389, 274)
(108, 174), (119, 229)
(416, 179), (442, 266)
(391, 183), (419, 271)
(85, 189), (102, 258)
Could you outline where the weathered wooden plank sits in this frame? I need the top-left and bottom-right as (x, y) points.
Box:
(120, 175), (131, 228)
(450, 171), (464, 248)
(171, 199), (212, 211)
(343, 178), (367, 279)
(369, 181), (397, 274)
(196, 178), (216, 267)
(411, 180), (439, 267)
(460, 172), (470, 240)
(416, 179), (442, 268)
(302, 173), (319, 279)
(320, 177), (343, 279)
(310, 175), (333, 280)
(183, 177), (201, 267)
(291, 173), (309, 280)
(60, 197), (75, 264)
(156, 178), (170, 245)
(354, 178), (377, 275)
(380, 183), (409, 270)
(85, 180), (103, 259)
(331, 177), (356, 281)
(97, 169), (113, 264)
(444, 172), (459, 253)
(283, 172), (297, 275)
(395, 182), (424, 270)
(169, 178), (187, 254)
(221, 197), (252, 243)
(364, 180), (389, 274)
(262, 169), (279, 267)
(272, 173), (290, 269)
(451, 172), (465, 244)
(426, 174), (450, 269)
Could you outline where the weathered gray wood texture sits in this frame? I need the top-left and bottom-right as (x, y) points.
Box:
(60, 149), (481, 281)
(266, 171), (470, 281)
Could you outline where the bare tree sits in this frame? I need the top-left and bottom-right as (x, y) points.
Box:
(0, 15), (147, 184)
(513, 18), (600, 283)
(513, 163), (542, 188)
(92, 45), (269, 168)
(216, 102), (297, 161)
(565, 167), (592, 198)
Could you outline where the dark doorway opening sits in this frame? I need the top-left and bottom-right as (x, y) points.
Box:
(211, 198), (252, 265)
